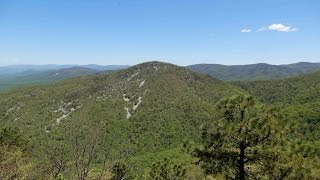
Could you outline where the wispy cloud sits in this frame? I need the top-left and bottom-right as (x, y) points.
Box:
(241, 29), (252, 33)
(257, 24), (298, 32)
(257, 27), (267, 32)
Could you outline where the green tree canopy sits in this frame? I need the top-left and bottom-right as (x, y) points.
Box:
(0, 127), (33, 179)
(193, 95), (283, 179)
(149, 157), (186, 180)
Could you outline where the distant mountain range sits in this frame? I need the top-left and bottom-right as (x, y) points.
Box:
(0, 64), (129, 75)
(234, 70), (320, 104)
(187, 62), (320, 81)
(0, 67), (99, 91)
(1, 62), (320, 91)
(0, 65), (129, 91)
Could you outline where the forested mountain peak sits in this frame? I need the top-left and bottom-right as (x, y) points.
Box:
(0, 60), (243, 139)
(0, 61), (243, 176)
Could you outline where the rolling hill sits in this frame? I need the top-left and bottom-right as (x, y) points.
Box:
(0, 61), (244, 178)
(3, 62), (319, 92)
(234, 70), (320, 104)
(0, 65), (129, 92)
(188, 62), (320, 81)
(0, 67), (100, 91)
(0, 64), (129, 75)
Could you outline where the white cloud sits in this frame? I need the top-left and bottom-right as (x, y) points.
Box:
(241, 29), (252, 33)
(257, 24), (298, 32)
(268, 24), (297, 32)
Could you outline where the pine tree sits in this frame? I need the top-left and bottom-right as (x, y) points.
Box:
(193, 95), (281, 179)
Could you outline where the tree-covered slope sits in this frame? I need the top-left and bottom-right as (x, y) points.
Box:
(188, 62), (320, 81)
(0, 61), (244, 178)
(0, 62), (243, 150)
(232, 70), (320, 178)
(234, 70), (320, 104)
(284, 62), (320, 73)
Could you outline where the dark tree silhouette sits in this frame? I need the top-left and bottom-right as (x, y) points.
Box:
(193, 95), (280, 179)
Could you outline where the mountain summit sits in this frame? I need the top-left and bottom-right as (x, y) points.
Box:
(0, 61), (243, 158)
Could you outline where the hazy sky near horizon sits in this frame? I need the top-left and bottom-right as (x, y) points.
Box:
(0, 0), (319, 66)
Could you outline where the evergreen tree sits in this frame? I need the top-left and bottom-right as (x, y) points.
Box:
(193, 95), (281, 179)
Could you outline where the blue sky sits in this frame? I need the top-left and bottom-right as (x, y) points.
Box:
(0, 0), (319, 66)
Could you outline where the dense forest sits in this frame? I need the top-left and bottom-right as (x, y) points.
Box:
(2, 62), (320, 92)
(188, 62), (320, 81)
(0, 62), (319, 179)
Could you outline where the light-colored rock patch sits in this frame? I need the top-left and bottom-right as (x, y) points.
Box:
(56, 114), (67, 124)
(127, 71), (140, 82)
(139, 80), (146, 88)
(54, 106), (67, 114)
(153, 66), (160, 71)
(44, 126), (50, 133)
(123, 94), (130, 102)
(5, 102), (23, 116)
(133, 97), (142, 111)
(54, 101), (81, 124)
(96, 93), (108, 101)
(143, 89), (148, 95)
(125, 107), (131, 119)
(5, 107), (16, 116)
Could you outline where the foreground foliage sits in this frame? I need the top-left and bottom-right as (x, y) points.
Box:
(149, 157), (186, 180)
(193, 95), (283, 179)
